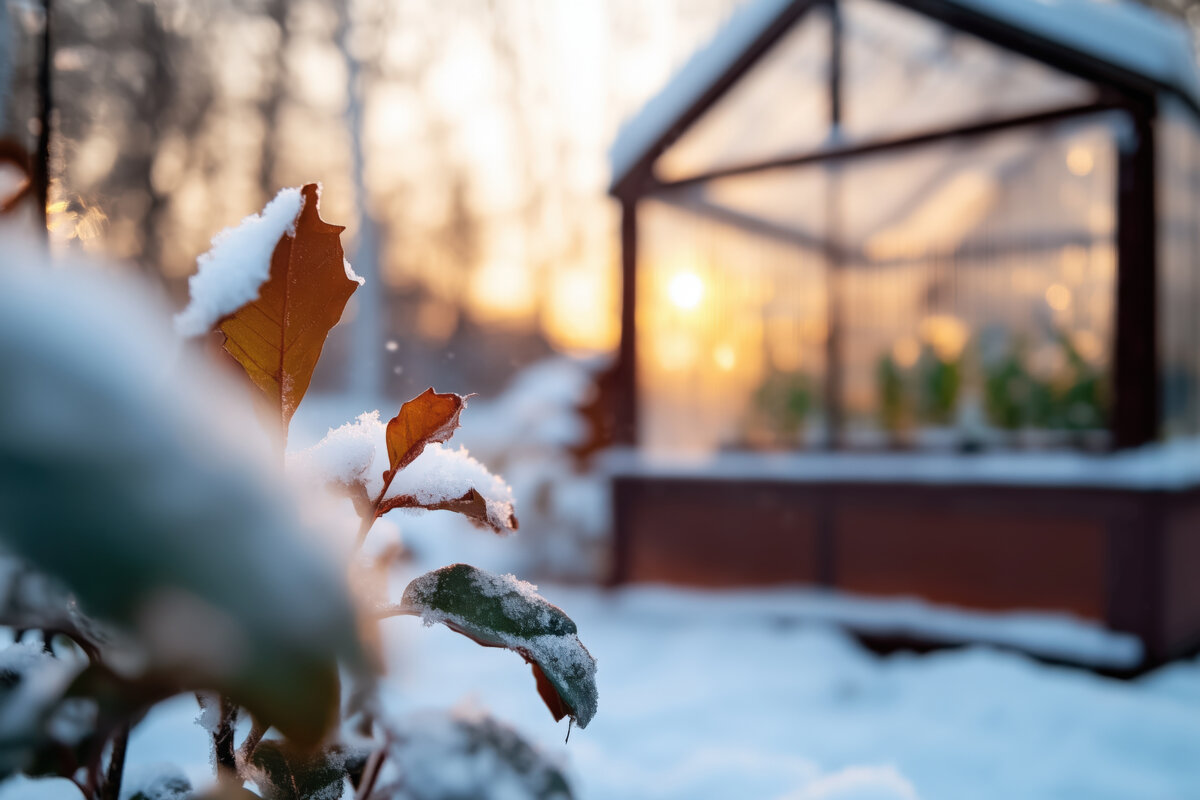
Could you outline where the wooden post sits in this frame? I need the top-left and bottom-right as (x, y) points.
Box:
(1112, 106), (1158, 449)
(616, 198), (639, 445)
(34, 0), (52, 238)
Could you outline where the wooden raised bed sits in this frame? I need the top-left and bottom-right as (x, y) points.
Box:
(609, 462), (1200, 672)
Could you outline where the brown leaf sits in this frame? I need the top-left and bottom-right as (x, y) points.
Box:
(384, 388), (466, 475)
(376, 488), (518, 534)
(218, 184), (360, 436)
(0, 139), (32, 215)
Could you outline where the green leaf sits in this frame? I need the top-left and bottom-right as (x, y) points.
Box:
(249, 740), (349, 800)
(400, 564), (597, 729)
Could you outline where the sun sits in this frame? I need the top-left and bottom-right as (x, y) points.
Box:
(668, 271), (704, 310)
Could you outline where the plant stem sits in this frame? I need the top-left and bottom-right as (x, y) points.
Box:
(353, 747), (386, 800)
(355, 512), (375, 550)
(214, 695), (239, 780)
(99, 724), (128, 800)
(237, 717), (267, 765)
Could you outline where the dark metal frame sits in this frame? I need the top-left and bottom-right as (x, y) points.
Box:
(609, 0), (1178, 450)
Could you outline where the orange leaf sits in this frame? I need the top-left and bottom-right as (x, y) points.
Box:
(376, 488), (518, 534)
(384, 388), (466, 475)
(217, 184), (360, 436)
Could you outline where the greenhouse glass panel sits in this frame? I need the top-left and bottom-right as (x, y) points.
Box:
(637, 177), (829, 456)
(655, 7), (831, 182)
(836, 115), (1120, 448)
(1159, 99), (1200, 439)
(841, 0), (1097, 144)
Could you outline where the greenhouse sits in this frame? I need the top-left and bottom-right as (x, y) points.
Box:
(608, 0), (1200, 455)
(605, 0), (1200, 667)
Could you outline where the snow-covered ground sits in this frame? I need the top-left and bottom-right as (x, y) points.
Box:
(6, 579), (1200, 800)
(3, 338), (1199, 800)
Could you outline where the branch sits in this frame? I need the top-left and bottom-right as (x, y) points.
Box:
(353, 746), (387, 800)
(213, 695), (238, 780)
(374, 603), (420, 620)
(237, 716), (267, 765)
(98, 724), (129, 800)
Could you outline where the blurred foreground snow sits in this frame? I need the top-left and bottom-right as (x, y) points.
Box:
(6, 577), (1200, 799)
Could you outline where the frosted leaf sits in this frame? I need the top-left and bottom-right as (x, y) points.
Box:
(386, 445), (516, 533)
(175, 187), (304, 336)
(378, 706), (573, 800)
(401, 564), (597, 729)
(290, 414), (516, 533)
(247, 740), (352, 800)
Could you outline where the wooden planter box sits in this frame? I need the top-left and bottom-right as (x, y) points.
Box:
(610, 465), (1200, 672)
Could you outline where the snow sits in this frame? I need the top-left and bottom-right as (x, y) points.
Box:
(603, 438), (1200, 491)
(118, 763), (191, 800)
(291, 411), (382, 488)
(782, 766), (918, 800)
(370, 578), (1200, 799)
(609, 0), (793, 185)
(952, 0), (1200, 108)
(2, 573), (1198, 799)
(388, 446), (516, 532)
(174, 187), (302, 336)
(290, 411), (517, 533)
(379, 705), (571, 800)
(343, 258), (365, 286)
(469, 570), (555, 630)
(610, 0), (1200, 188)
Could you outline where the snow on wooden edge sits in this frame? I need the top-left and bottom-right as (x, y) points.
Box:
(174, 187), (303, 337)
(601, 438), (1200, 491)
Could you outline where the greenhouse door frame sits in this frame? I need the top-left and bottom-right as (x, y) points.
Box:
(611, 0), (1171, 451)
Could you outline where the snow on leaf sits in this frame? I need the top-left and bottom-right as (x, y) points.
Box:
(212, 183), (361, 435)
(174, 187), (303, 337)
(290, 412), (517, 533)
(400, 564), (597, 729)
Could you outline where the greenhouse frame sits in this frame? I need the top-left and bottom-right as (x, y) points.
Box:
(604, 0), (1200, 670)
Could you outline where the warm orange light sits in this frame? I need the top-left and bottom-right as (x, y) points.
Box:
(543, 267), (619, 353)
(1045, 283), (1072, 311)
(467, 260), (536, 322)
(1072, 330), (1103, 364)
(713, 344), (736, 371)
(1067, 145), (1094, 177)
(668, 271), (705, 310)
(918, 315), (969, 361)
(892, 336), (920, 368)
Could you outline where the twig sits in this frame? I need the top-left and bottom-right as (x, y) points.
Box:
(237, 716), (267, 765)
(374, 604), (419, 620)
(99, 724), (129, 800)
(213, 695), (239, 780)
(353, 746), (386, 800)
